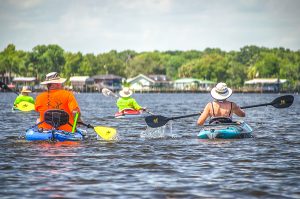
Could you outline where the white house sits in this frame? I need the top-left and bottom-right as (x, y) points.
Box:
(127, 74), (171, 91)
(173, 78), (215, 91)
(244, 78), (287, 92)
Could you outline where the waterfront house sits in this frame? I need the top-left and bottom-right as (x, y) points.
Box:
(173, 78), (215, 91)
(126, 74), (171, 91)
(70, 76), (94, 92)
(244, 78), (287, 92)
(12, 77), (37, 91)
(92, 74), (123, 92)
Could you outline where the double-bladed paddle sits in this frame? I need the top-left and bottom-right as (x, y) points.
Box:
(78, 122), (117, 141)
(1, 80), (35, 112)
(14, 101), (35, 112)
(0, 80), (19, 95)
(145, 95), (294, 128)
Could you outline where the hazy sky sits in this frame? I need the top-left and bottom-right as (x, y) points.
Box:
(0, 0), (299, 53)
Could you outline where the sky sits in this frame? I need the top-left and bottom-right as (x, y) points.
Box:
(0, 0), (300, 54)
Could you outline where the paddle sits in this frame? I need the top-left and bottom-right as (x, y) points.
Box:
(102, 87), (119, 98)
(72, 112), (79, 133)
(145, 95), (294, 128)
(78, 122), (117, 141)
(0, 80), (19, 95)
(102, 87), (154, 115)
(1, 81), (35, 112)
(240, 94), (294, 109)
(15, 101), (35, 112)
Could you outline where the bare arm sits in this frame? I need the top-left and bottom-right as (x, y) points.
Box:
(232, 102), (245, 117)
(197, 104), (211, 126)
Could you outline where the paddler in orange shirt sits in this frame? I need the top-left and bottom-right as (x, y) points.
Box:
(35, 72), (82, 132)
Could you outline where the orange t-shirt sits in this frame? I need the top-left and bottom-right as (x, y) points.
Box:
(35, 89), (80, 132)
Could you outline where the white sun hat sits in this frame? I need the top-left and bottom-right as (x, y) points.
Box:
(210, 82), (232, 101)
(119, 87), (133, 97)
(40, 72), (66, 85)
(21, 86), (31, 93)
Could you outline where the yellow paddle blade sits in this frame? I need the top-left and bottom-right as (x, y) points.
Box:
(94, 126), (117, 141)
(16, 101), (35, 112)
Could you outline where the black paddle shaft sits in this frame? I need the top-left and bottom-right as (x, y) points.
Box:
(241, 95), (294, 109)
(169, 113), (201, 120)
(241, 103), (271, 109)
(78, 122), (94, 128)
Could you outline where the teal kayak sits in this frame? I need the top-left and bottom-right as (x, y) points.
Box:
(23, 127), (86, 142)
(198, 121), (253, 139)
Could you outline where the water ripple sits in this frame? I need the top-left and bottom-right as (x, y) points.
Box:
(0, 93), (299, 199)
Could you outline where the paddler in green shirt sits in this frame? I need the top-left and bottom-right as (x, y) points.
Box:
(14, 86), (35, 107)
(116, 87), (146, 112)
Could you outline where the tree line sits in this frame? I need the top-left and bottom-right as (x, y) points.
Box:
(0, 44), (299, 90)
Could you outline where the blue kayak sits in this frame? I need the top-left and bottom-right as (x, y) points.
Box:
(198, 121), (253, 139)
(24, 127), (86, 142)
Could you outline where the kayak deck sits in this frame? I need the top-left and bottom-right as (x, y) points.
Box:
(198, 121), (253, 139)
(115, 109), (147, 119)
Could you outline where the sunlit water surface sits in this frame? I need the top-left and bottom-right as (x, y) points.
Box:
(0, 92), (299, 199)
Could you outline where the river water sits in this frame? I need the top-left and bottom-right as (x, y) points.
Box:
(0, 92), (299, 199)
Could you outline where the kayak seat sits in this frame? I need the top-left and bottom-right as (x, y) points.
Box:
(44, 109), (70, 129)
(209, 117), (233, 124)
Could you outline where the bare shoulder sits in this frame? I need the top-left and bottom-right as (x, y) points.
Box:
(204, 102), (211, 112)
(229, 101), (237, 107)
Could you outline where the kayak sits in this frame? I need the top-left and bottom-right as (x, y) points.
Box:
(198, 121), (253, 139)
(115, 109), (148, 119)
(24, 127), (86, 142)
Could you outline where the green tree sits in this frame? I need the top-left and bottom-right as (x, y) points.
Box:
(253, 52), (280, 78)
(178, 53), (227, 82)
(79, 53), (98, 76)
(125, 52), (167, 78)
(63, 52), (83, 78)
(0, 44), (23, 82)
(29, 44), (65, 80)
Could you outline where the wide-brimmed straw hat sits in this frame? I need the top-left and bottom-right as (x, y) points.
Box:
(40, 72), (66, 85)
(21, 86), (31, 93)
(210, 82), (232, 101)
(119, 87), (133, 97)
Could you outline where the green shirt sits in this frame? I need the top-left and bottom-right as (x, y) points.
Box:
(116, 97), (142, 111)
(14, 95), (35, 106)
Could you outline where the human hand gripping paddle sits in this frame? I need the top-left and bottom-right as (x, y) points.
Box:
(145, 95), (294, 128)
(0, 81), (35, 112)
(102, 88), (154, 115)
